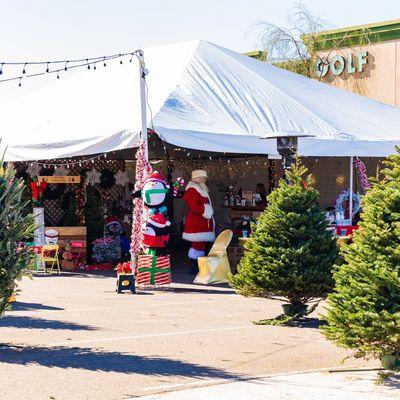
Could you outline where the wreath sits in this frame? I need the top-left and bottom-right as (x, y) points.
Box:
(334, 189), (361, 216)
(100, 169), (115, 189)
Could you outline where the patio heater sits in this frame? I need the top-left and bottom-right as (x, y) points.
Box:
(261, 132), (314, 171)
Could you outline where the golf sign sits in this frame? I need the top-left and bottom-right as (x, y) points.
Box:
(315, 50), (368, 77)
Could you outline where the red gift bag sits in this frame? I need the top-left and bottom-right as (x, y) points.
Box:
(136, 255), (171, 286)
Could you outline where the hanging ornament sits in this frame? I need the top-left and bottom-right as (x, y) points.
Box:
(26, 163), (41, 178)
(115, 170), (129, 187)
(85, 168), (101, 186)
(53, 165), (69, 176)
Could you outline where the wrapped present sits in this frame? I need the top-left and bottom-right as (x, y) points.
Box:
(136, 255), (171, 286)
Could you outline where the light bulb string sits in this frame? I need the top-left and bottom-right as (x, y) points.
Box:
(0, 50), (139, 66)
(25, 152), (110, 168)
(0, 51), (141, 84)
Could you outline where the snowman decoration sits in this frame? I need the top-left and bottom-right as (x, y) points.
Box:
(132, 171), (172, 255)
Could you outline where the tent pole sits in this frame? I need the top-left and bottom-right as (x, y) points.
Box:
(138, 50), (149, 161)
(349, 156), (354, 225)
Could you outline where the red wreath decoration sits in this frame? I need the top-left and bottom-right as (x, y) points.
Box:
(30, 181), (48, 205)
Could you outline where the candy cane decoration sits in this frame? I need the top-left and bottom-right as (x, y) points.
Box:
(354, 157), (371, 191)
(172, 177), (185, 197)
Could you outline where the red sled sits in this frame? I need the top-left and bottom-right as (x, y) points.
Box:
(136, 255), (171, 286)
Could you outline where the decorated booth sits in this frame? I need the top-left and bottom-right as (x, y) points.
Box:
(1, 40), (400, 280)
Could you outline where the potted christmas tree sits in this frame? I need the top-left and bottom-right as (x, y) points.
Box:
(323, 149), (400, 370)
(230, 159), (338, 324)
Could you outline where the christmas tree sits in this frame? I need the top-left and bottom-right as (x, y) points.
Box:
(323, 149), (400, 365)
(0, 161), (34, 316)
(231, 159), (338, 323)
(59, 191), (78, 226)
(85, 187), (104, 262)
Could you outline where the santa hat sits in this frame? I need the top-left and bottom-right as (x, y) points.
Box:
(106, 216), (119, 224)
(191, 170), (207, 180)
(148, 213), (171, 228)
(145, 171), (169, 187)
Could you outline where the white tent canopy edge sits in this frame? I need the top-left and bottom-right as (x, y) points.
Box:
(1, 40), (400, 161)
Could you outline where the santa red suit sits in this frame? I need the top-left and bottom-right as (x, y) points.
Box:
(182, 175), (215, 264)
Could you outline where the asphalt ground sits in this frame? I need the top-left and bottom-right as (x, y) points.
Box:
(0, 271), (375, 400)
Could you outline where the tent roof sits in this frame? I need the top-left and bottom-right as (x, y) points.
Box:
(1, 40), (400, 161)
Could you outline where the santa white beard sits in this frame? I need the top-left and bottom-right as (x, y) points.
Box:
(191, 180), (209, 192)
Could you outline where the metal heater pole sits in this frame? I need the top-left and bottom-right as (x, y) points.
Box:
(137, 50), (148, 161)
(349, 156), (354, 225)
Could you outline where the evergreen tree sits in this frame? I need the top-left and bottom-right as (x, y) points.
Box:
(0, 161), (34, 316)
(323, 149), (400, 363)
(85, 187), (104, 262)
(59, 191), (78, 226)
(231, 159), (338, 321)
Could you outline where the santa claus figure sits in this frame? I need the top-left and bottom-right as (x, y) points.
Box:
(182, 170), (215, 274)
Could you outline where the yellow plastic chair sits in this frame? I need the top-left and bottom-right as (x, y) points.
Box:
(39, 244), (61, 275)
(194, 229), (233, 285)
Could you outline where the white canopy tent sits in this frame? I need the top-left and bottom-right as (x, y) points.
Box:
(1, 40), (400, 161)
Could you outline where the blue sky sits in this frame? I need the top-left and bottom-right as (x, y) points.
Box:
(1, 0), (399, 61)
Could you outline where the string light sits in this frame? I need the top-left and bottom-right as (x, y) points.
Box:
(0, 50), (140, 85)
(20, 151), (112, 168)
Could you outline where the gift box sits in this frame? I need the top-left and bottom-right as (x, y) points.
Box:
(136, 255), (171, 286)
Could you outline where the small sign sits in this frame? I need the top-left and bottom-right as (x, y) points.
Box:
(38, 175), (81, 184)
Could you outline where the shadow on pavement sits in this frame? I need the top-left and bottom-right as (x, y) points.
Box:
(0, 344), (242, 379)
(169, 287), (236, 295)
(33, 271), (115, 279)
(384, 374), (400, 390)
(11, 302), (64, 311)
(0, 316), (97, 331)
(295, 318), (327, 329)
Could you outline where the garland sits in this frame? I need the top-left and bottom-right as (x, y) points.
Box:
(76, 186), (86, 225)
(354, 157), (371, 191)
(268, 159), (276, 193)
(130, 141), (153, 257)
